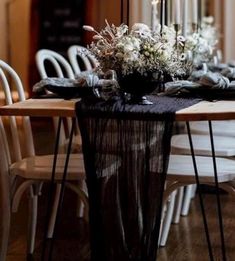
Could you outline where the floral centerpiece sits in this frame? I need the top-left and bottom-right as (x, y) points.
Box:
(182, 16), (219, 67)
(83, 21), (186, 104)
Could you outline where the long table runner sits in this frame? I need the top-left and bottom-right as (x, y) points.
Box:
(76, 96), (200, 261)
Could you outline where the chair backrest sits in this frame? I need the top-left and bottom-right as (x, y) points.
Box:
(67, 45), (98, 74)
(0, 60), (35, 166)
(35, 49), (75, 79)
(35, 49), (76, 144)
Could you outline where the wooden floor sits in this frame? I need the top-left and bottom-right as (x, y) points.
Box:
(5, 119), (235, 261)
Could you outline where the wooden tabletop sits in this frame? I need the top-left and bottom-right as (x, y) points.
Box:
(176, 100), (235, 121)
(0, 98), (79, 117)
(1, 98), (235, 121)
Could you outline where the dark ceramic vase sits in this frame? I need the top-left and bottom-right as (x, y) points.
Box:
(118, 72), (160, 105)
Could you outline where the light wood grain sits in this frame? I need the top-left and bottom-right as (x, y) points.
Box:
(176, 100), (235, 121)
(0, 99), (79, 117)
(2, 99), (235, 121)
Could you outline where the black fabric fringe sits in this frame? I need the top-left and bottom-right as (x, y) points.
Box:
(76, 95), (200, 261)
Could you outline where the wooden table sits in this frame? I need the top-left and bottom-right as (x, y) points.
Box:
(1, 98), (235, 121)
(1, 98), (235, 260)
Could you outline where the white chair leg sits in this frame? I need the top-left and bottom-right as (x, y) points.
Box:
(76, 180), (87, 218)
(191, 184), (197, 198)
(159, 190), (177, 247)
(172, 187), (184, 224)
(181, 185), (193, 216)
(27, 194), (38, 255)
(47, 184), (61, 239)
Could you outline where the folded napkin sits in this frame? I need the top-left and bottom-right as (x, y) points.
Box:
(164, 72), (230, 96)
(33, 70), (120, 100)
(207, 63), (228, 72)
(198, 72), (230, 89)
(221, 67), (235, 80)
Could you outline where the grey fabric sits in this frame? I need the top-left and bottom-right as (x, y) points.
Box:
(164, 72), (231, 96)
(221, 67), (235, 80)
(32, 70), (120, 101)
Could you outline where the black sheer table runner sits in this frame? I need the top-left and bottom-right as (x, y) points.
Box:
(76, 96), (200, 261)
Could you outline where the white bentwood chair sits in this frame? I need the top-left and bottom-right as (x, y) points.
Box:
(0, 60), (89, 257)
(35, 49), (87, 218)
(67, 45), (98, 74)
(160, 123), (235, 246)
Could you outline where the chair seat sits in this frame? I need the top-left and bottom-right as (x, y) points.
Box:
(65, 134), (82, 153)
(10, 154), (85, 180)
(171, 134), (235, 157)
(167, 155), (235, 183)
(189, 121), (235, 137)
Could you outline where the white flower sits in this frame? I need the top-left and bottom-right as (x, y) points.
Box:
(85, 20), (186, 77)
(83, 25), (95, 32)
(131, 23), (152, 38)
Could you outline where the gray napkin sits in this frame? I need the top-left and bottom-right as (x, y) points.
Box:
(33, 70), (120, 100)
(164, 81), (201, 95)
(221, 67), (235, 80)
(198, 72), (230, 89)
(164, 72), (230, 96)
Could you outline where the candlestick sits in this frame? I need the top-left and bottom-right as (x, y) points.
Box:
(164, 0), (168, 25)
(160, 0), (164, 32)
(173, 0), (180, 25)
(174, 23), (181, 58)
(182, 0), (188, 37)
(127, 0), (130, 27)
(192, 0), (198, 24)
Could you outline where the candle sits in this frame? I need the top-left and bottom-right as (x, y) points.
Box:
(192, 0), (198, 24)
(173, 0), (180, 25)
(182, 0), (188, 37)
(151, 0), (158, 31)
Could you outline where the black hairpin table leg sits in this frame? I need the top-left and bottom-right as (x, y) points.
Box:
(42, 118), (76, 261)
(186, 122), (214, 261)
(208, 121), (227, 261)
(47, 117), (76, 261)
(41, 117), (62, 261)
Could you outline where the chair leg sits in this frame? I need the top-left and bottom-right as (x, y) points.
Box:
(159, 190), (177, 247)
(181, 185), (193, 216)
(47, 184), (61, 239)
(76, 180), (87, 218)
(173, 187), (184, 224)
(27, 193), (38, 255)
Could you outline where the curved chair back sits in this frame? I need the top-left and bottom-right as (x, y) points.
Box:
(35, 49), (76, 144)
(0, 60), (35, 164)
(67, 45), (98, 74)
(35, 49), (75, 79)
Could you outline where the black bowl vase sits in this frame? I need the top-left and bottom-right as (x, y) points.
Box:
(118, 73), (160, 105)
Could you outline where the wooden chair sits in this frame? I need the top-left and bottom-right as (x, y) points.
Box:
(0, 60), (89, 257)
(67, 45), (98, 74)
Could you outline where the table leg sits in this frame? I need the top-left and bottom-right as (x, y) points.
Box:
(186, 122), (214, 261)
(41, 117), (62, 261)
(47, 117), (76, 261)
(208, 121), (227, 261)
